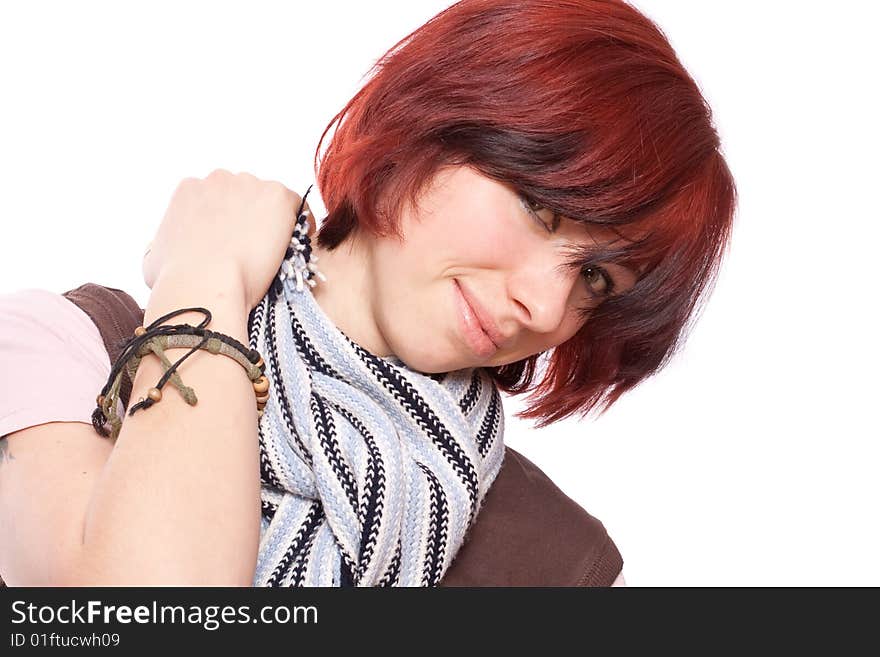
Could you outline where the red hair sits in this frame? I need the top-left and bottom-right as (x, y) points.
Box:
(313, 0), (738, 428)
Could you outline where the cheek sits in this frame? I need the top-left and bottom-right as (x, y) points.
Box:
(556, 300), (593, 342)
(437, 208), (517, 267)
(403, 205), (511, 271)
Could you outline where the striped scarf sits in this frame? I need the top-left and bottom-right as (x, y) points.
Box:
(246, 264), (506, 586)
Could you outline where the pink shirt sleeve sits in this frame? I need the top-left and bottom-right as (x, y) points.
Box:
(0, 288), (112, 438)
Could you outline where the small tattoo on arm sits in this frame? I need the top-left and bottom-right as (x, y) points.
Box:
(0, 437), (14, 464)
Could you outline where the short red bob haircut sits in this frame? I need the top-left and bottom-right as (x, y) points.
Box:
(312, 0), (738, 428)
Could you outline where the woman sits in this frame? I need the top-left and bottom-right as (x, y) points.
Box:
(0, 0), (736, 586)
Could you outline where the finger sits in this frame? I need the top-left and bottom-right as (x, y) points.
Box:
(271, 179), (317, 237)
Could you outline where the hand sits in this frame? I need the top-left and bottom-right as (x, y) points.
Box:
(142, 169), (316, 311)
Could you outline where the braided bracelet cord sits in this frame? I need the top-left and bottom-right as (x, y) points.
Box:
(93, 307), (267, 441)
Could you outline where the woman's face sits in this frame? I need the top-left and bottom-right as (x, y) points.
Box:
(310, 164), (639, 374)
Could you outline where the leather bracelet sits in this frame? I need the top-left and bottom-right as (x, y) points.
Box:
(93, 306), (268, 441)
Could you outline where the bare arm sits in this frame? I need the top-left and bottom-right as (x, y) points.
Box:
(1, 171), (300, 586)
(0, 270), (260, 586)
(69, 268), (261, 585)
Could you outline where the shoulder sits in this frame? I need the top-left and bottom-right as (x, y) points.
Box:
(60, 283), (144, 341)
(0, 288), (111, 437)
(441, 446), (624, 586)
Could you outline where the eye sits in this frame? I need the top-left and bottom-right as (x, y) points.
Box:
(519, 194), (560, 233)
(582, 266), (615, 297)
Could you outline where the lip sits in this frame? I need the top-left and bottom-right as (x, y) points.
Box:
(454, 279), (501, 358)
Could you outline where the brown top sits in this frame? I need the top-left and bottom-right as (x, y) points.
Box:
(440, 446), (624, 586)
(0, 282), (623, 586)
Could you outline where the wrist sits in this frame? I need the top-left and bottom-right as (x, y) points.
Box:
(145, 267), (249, 344)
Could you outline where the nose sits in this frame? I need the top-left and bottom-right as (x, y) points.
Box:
(508, 250), (578, 335)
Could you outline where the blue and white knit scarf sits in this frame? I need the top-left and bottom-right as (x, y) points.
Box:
(246, 256), (506, 586)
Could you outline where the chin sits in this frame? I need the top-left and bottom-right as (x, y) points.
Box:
(391, 341), (462, 375)
(395, 352), (450, 374)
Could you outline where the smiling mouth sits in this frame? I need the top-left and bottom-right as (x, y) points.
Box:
(454, 279), (498, 358)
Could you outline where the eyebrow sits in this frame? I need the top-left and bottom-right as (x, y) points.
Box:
(555, 237), (642, 287)
(559, 226), (636, 257)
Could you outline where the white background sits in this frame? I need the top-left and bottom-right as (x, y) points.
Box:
(1, 1), (877, 586)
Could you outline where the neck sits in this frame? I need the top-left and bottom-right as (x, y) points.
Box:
(309, 230), (394, 358)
